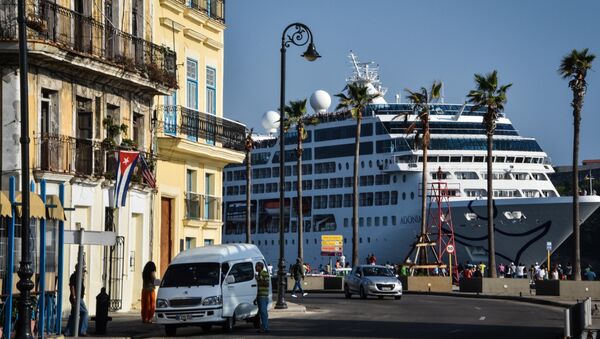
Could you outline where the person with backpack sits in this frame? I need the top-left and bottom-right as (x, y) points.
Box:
(291, 257), (308, 298)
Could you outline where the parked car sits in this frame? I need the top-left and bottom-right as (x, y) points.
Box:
(155, 244), (272, 336)
(344, 265), (402, 300)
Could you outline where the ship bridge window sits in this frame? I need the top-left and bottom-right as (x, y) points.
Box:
(494, 156), (506, 163)
(315, 162), (336, 174)
(455, 171), (479, 180)
(344, 177), (353, 188)
(314, 195), (328, 209)
(532, 173), (548, 181)
(302, 180), (311, 191)
(427, 156), (437, 162)
(464, 189), (486, 197)
(431, 171), (451, 180)
(374, 191), (390, 206)
(506, 156), (515, 163)
(493, 190), (522, 198)
(451, 156), (461, 162)
(515, 157), (524, 163)
(330, 178), (343, 188)
(438, 156), (450, 162)
(343, 194), (352, 207)
(524, 157), (533, 163)
(360, 175), (375, 186)
(314, 179), (329, 190)
(328, 194), (343, 208)
(513, 173), (531, 180)
(474, 156), (484, 162)
(463, 156), (473, 162)
(523, 190), (542, 198)
(302, 164), (313, 175)
(482, 172), (512, 180)
(543, 190), (557, 197)
(314, 124), (372, 141)
(315, 142), (373, 160)
(375, 174), (390, 185)
(359, 192), (374, 206)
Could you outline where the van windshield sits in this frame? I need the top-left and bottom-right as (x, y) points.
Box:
(162, 263), (220, 287)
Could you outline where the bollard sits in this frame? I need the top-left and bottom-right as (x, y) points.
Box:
(564, 308), (571, 339)
(95, 288), (110, 335)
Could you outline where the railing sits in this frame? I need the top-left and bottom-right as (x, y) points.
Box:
(179, 0), (225, 23)
(33, 133), (154, 184)
(156, 105), (246, 152)
(0, 0), (177, 88)
(185, 192), (222, 221)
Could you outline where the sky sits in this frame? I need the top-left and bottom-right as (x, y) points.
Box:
(223, 0), (600, 166)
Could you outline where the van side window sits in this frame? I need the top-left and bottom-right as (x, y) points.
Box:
(221, 263), (230, 284)
(227, 262), (254, 283)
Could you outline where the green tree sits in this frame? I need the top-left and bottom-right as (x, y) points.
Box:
(336, 83), (380, 267)
(285, 99), (317, 261)
(559, 48), (595, 281)
(403, 82), (442, 251)
(467, 71), (512, 278)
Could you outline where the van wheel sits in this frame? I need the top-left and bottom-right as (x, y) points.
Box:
(359, 286), (367, 299)
(223, 316), (235, 332)
(201, 324), (212, 332)
(344, 284), (352, 299)
(252, 315), (261, 329)
(165, 325), (177, 336)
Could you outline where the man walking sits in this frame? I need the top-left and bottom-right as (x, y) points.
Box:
(255, 262), (270, 333)
(291, 258), (308, 298)
(65, 264), (88, 336)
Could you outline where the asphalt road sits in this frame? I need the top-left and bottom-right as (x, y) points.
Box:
(108, 293), (565, 339)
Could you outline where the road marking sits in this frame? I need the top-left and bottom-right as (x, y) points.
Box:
(479, 316), (486, 321)
(474, 306), (481, 310)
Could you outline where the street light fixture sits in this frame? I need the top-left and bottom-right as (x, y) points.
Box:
(276, 23), (320, 309)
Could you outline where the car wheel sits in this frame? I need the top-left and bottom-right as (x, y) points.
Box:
(344, 284), (352, 299)
(165, 325), (177, 336)
(223, 315), (235, 332)
(201, 324), (212, 332)
(394, 296), (402, 300)
(252, 314), (261, 329)
(359, 286), (367, 299)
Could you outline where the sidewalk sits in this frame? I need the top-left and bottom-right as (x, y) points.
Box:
(59, 301), (306, 339)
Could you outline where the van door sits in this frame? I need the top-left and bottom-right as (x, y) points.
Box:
(222, 261), (256, 319)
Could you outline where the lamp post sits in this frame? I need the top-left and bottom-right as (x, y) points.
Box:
(16, 0), (34, 338)
(276, 23), (320, 309)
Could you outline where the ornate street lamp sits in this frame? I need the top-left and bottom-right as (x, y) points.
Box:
(16, 0), (34, 338)
(276, 23), (320, 309)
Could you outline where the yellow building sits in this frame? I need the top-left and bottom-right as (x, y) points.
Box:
(0, 0), (175, 313)
(151, 0), (245, 275)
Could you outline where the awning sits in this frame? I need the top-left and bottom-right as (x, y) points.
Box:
(15, 192), (46, 219)
(0, 191), (11, 218)
(45, 195), (66, 221)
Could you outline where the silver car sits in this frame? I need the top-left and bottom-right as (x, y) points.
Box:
(344, 265), (402, 300)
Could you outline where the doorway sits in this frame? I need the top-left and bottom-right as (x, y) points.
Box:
(160, 198), (173, 276)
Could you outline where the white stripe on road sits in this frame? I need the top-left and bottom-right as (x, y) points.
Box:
(479, 316), (486, 321)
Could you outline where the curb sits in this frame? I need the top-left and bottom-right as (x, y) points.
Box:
(271, 301), (307, 313)
(402, 290), (576, 308)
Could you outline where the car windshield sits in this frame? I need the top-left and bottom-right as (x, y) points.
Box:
(362, 266), (394, 277)
(162, 263), (220, 287)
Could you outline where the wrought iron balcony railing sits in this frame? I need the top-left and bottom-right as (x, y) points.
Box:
(0, 0), (177, 88)
(185, 191), (222, 221)
(33, 133), (154, 185)
(179, 0), (225, 23)
(156, 105), (245, 152)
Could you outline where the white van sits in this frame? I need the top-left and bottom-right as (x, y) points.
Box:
(155, 244), (272, 336)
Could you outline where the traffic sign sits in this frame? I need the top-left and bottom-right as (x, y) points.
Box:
(546, 241), (552, 251)
(321, 235), (343, 242)
(321, 235), (343, 256)
(446, 244), (455, 254)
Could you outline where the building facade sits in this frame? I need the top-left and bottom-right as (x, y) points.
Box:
(0, 0), (176, 315)
(151, 0), (245, 276)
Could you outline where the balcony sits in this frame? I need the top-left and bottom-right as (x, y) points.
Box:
(156, 105), (246, 153)
(33, 133), (153, 186)
(185, 191), (222, 221)
(167, 0), (225, 23)
(0, 0), (177, 90)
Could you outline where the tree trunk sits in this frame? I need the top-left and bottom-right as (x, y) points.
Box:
(487, 132), (497, 278)
(245, 147), (252, 243)
(572, 86), (582, 281)
(352, 116), (361, 267)
(297, 125), (303, 262)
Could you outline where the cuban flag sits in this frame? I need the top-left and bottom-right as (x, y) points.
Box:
(114, 150), (140, 208)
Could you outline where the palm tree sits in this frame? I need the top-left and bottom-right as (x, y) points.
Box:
(284, 99), (316, 262)
(467, 71), (512, 278)
(403, 82), (442, 258)
(335, 83), (380, 267)
(244, 128), (254, 243)
(559, 48), (595, 281)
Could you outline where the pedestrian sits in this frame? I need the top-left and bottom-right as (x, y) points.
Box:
(255, 262), (270, 333)
(498, 263), (505, 278)
(65, 263), (89, 336)
(516, 263), (525, 279)
(335, 259), (341, 269)
(291, 258), (308, 298)
(509, 262), (517, 278)
(584, 265), (597, 281)
(463, 266), (473, 279)
(478, 261), (486, 277)
(267, 263), (273, 275)
(340, 254), (346, 267)
(551, 266), (559, 280)
(473, 267), (482, 278)
(141, 261), (157, 323)
(565, 262), (573, 280)
(369, 253), (377, 265)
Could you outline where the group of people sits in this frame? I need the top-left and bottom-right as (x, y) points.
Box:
(457, 261), (598, 282)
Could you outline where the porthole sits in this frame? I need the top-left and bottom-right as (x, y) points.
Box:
(402, 192), (406, 200)
(369, 160), (373, 168)
(346, 162), (349, 170)
(338, 163), (342, 170)
(361, 161), (365, 168)
(403, 175), (407, 182)
(393, 175), (397, 183)
(411, 192), (415, 200)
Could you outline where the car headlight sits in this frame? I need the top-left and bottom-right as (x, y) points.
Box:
(156, 299), (169, 308)
(201, 296), (222, 306)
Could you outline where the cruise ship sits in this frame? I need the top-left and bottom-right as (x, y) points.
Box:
(222, 54), (600, 268)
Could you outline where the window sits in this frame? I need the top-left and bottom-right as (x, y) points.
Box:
(227, 262), (255, 283)
(186, 59), (198, 109)
(382, 216), (388, 226)
(206, 66), (216, 114)
(185, 237), (196, 249)
(162, 263), (220, 287)
(133, 112), (144, 148)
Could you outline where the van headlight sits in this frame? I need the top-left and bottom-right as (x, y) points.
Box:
(156, 299), (169, 308)
(202, 296), (222, 306)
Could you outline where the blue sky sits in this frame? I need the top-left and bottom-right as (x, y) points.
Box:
(223, 0), (600, 166)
